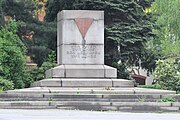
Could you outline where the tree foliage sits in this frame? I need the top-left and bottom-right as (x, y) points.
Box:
(154, 59), (180, 92)
(151, 0), (180, 58)
(0, 77), (14, 91)
(0, 19), (28, 88)
(2, 0), (56, 66)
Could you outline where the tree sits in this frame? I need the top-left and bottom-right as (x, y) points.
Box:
(45, 0), (155, 78)
(2, 0), (56, 66)
(0, 19), (28, 88)
(154, 59), (180, 92)
(151, 0), (180, 58)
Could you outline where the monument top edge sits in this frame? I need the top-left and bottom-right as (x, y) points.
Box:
(59, 10), (104, 12)
(57, 10), (104, 21)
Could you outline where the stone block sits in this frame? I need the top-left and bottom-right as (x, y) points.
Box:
(57, 10), (104, 65)
(45, 69), (52, 78)
(57, 20), (82, 46)
(31, 79), (62, 87)
(134, 88), (176, 94)
(118, 107), (133, 110)
(45, 65), (119, 78)
(92, 90), (134, 94)
(112, 79), (134, 87)
(101, 106), (118, 111)
(10, 101), (49, 106)
(7, 88), (50, 93)
(160, 107), (179, 111)
(58, 45), (104, 65)
(0, 102), (11, 106)
(172, 102), (180, 107)
(52, 101), (110, 106)
(39, 79), (62, 87)
(57, 10), (104, 21)
(52, 65), (65, 78)
(49, 89), (92, 94)
(104, 65), (117, 78)
(112, 102), (171, 107)
(65, 65), (104, 78)
(103, 94), (160, 99)
(45, 66), (65, 78)
(44, 94), (102, 99)
(161, 94), (180, 100)
(57, 20), (104, 45)
(61, 79), (112, 87)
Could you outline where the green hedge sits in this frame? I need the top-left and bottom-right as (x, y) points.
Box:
(0, 77), (14, 91)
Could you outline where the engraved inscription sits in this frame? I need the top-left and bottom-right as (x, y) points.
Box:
(66, 45), (101, 59)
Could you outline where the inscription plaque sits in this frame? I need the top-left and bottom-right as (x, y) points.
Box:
(58, 45), (104, 64)
(67, 46), (101, 59)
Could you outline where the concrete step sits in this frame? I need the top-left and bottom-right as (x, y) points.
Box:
(6, 87), (176, 95)
(0, 92), (178, 103)
(55, 101), (180, 112)
(0, 87), (178, 112)
(0, 100), (179, 112)
(32, 78), (134, 87)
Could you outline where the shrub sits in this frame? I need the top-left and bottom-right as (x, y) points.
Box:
(30, 50), (57, 82)
(138, 84), (164, 90)
(112, 62), (130, 79)
(0, 77), (14, 91)
(154, 59), (180, 92)
(30, 62), (56, 82)
(0, 19), (27, 89)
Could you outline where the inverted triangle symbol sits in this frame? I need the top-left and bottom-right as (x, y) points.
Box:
(75, 18), (93, 38)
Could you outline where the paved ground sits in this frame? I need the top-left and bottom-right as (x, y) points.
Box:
(0, 109), (179, 120)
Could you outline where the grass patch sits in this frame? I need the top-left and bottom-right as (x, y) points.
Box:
(0, 88), (4, 93)
(157, 97), (177, 102)
(138, 84), (164, 90)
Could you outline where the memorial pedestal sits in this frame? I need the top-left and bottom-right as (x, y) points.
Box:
(45, 65), (117, 78)
(33, 10), (134, 88)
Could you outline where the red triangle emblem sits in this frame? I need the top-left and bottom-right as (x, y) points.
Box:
(75, 18), (93, 38)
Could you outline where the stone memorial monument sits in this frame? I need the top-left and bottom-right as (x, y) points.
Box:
(33, 10), (133, 87)
(2, 10), (176, 111)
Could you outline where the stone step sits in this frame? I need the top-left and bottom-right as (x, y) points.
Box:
(0, 101), (179, 112)
(0, 92), (178, 101)
(5, 87), (176, 95)
(0, 106), (55, 109)
(55, 101), (180, 112)
(0, 97), (161, 102)
(32, 78), (134, 87)
(43, 93), (173, 100)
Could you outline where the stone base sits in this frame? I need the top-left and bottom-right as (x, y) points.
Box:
(45, 65), (117, 78)
(31, 78), (134, 87)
